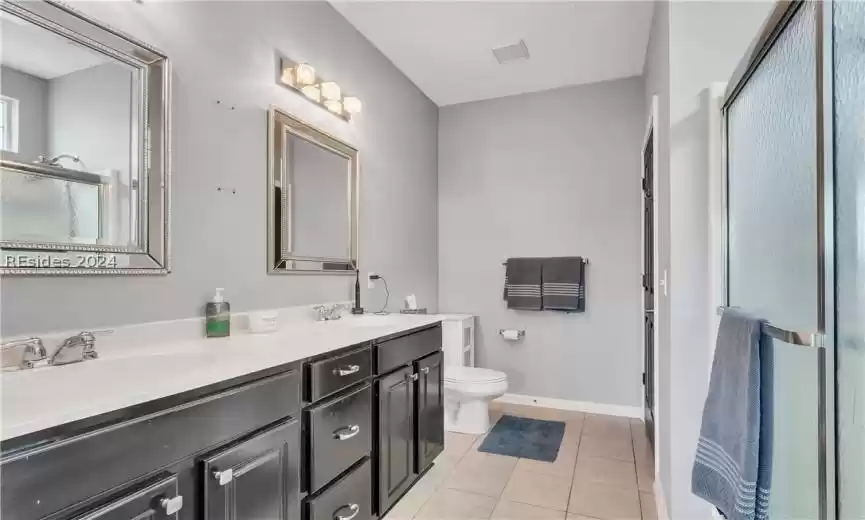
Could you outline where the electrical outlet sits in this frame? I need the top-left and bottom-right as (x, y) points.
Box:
(367, 272), (376, 289)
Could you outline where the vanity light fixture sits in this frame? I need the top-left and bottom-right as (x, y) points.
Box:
(294, 63), (316, 86)
(278, 57), (361, 121)
(324, 99), (343, 114)
(301, 84), (321, 102)
(320, 82), (341, 101)
(343, 97), (362, 115)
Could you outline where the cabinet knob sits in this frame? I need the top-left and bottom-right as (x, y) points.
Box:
(334, 503), (360, 520)
(213, 468), (234, 486)
(159, 495), (184, 515)
(333, 365), (361, 376)
(333, 424), (360, 440)
(421, 367), (430, 374)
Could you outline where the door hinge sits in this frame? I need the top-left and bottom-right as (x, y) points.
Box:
(642, 372), (647, 385)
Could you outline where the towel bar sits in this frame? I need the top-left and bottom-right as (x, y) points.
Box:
(502, 258), (589, 266)
(716, 306), (824, 348)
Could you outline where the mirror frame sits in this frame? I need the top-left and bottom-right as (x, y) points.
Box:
(267, 107), (359, 275)
(0, 0), (170, 276)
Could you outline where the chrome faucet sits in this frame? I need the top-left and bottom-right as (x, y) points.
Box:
(37, 154), (81, 167)
(49, 331), (106, 366)
(1, 337), (48, 370)
(313, 304), (346, 322)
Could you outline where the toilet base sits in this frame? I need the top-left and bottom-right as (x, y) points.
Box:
(445, 398), (492, 435)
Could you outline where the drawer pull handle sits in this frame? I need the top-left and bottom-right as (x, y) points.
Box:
(333, 424), (360, 440)
(160, 495), (184, 515)
(213, 468), (234, 486)
(334, 365), (361, 376)
(334, 503), (360, 520)
(421, 367), (430, 374)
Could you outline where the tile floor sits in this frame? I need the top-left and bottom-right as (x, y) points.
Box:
(383, 402), (656, 520)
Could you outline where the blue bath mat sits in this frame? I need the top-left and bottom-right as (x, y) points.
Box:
(477, 415), (566, 462)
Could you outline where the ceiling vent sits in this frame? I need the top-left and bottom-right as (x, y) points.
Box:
(492, 40), (530, 65)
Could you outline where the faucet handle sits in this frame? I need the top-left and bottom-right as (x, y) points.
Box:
(1, 337), (47, 370)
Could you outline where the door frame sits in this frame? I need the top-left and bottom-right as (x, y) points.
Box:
(641, 94), (660, 475)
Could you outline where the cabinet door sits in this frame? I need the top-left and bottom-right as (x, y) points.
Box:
(376, 366), (415, 514)
(68, 474), (183, 520)
(202, 419), (300, 520)
(415, 351), (444, 473)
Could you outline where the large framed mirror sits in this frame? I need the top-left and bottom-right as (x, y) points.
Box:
(0, 0), (169, 275)
(268, 107), (358, 274)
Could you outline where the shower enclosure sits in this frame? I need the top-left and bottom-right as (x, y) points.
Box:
(721, 2), (864, 519)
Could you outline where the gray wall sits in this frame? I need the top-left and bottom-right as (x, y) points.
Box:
(438, 77), (645, 408)
(1, 1), (439, 336)
(0, 66), (48, 162)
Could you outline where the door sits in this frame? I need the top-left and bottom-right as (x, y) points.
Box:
(724, 3), (826, 518)
(376, 366), (415, 514)
(67, 475), (182, 520)
(641, 127), (655, 449)
(832, 3), (865, 519)
(415, 351), (444, 472)
(201, 419), (300, 520)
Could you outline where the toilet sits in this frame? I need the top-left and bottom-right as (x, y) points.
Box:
(439, 314), (508, 434)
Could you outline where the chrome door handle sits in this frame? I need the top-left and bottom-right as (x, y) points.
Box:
(159, 495), (184, 515)
(410, 373), (419, 381)
(334, 365), (360, 376)
(333, 425), (360, 440)
(213, 468), (234, 486)
(334, 503), (360, 520)
(421, 367), (430, 374)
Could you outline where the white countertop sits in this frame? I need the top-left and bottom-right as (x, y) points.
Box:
(1, 314), (442, 441)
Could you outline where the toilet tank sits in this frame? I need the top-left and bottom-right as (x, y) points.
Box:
(438, 314), (474, 367)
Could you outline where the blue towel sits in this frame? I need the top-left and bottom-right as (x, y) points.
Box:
(692, 309), (774, 520)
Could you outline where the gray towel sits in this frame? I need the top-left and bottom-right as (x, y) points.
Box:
(504, 258), (542, 310)
(692, 309), (774, 520)
(542, 257), (585, 312)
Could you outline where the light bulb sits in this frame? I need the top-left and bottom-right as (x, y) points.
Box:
(320, 82), (341, 101)
(301, 85), (321, 102)
(280, 67), (295, 86)
(294, 63), (316, 86)
(343, 97), (362, 114)
(324, 100), (343, 114)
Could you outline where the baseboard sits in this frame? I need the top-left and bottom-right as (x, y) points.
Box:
(654, 480), (670, 520)
(495, 393), (643, 419)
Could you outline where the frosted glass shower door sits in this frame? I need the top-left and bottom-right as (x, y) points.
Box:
(833, 2), (865, 519)
(725, 3), (822, 519)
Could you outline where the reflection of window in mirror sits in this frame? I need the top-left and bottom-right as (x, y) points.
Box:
(0, 95), (18, 153)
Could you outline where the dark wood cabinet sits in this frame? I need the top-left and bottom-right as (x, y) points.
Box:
(3, 323), (442, 520)
(201, 419), (300, 520)
(415, 351), (444, 473)
(68, 474), (182, 520)
(376, 366), (415, 514)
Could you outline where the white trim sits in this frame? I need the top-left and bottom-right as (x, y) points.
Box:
(495, 393), (643, 419)
(654, 480), (670, 520)
(642, 94), (661, 474)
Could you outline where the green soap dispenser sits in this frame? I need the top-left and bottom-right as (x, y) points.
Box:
(205, 288), (231, 338)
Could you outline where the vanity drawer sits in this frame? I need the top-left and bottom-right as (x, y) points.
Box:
(376, 326), (442, 375)
(306, 458), (371, 520)
(306, 346), (372, 402)
(307, 384), (372, 492)
(1, 368), (300, 520)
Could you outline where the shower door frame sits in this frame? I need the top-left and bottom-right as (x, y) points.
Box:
(719, 2), (837, 520)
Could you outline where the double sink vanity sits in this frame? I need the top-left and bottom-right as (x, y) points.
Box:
(2, 314), (445, 520)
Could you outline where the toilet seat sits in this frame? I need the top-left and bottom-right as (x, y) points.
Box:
(444, 366), (507, 384)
